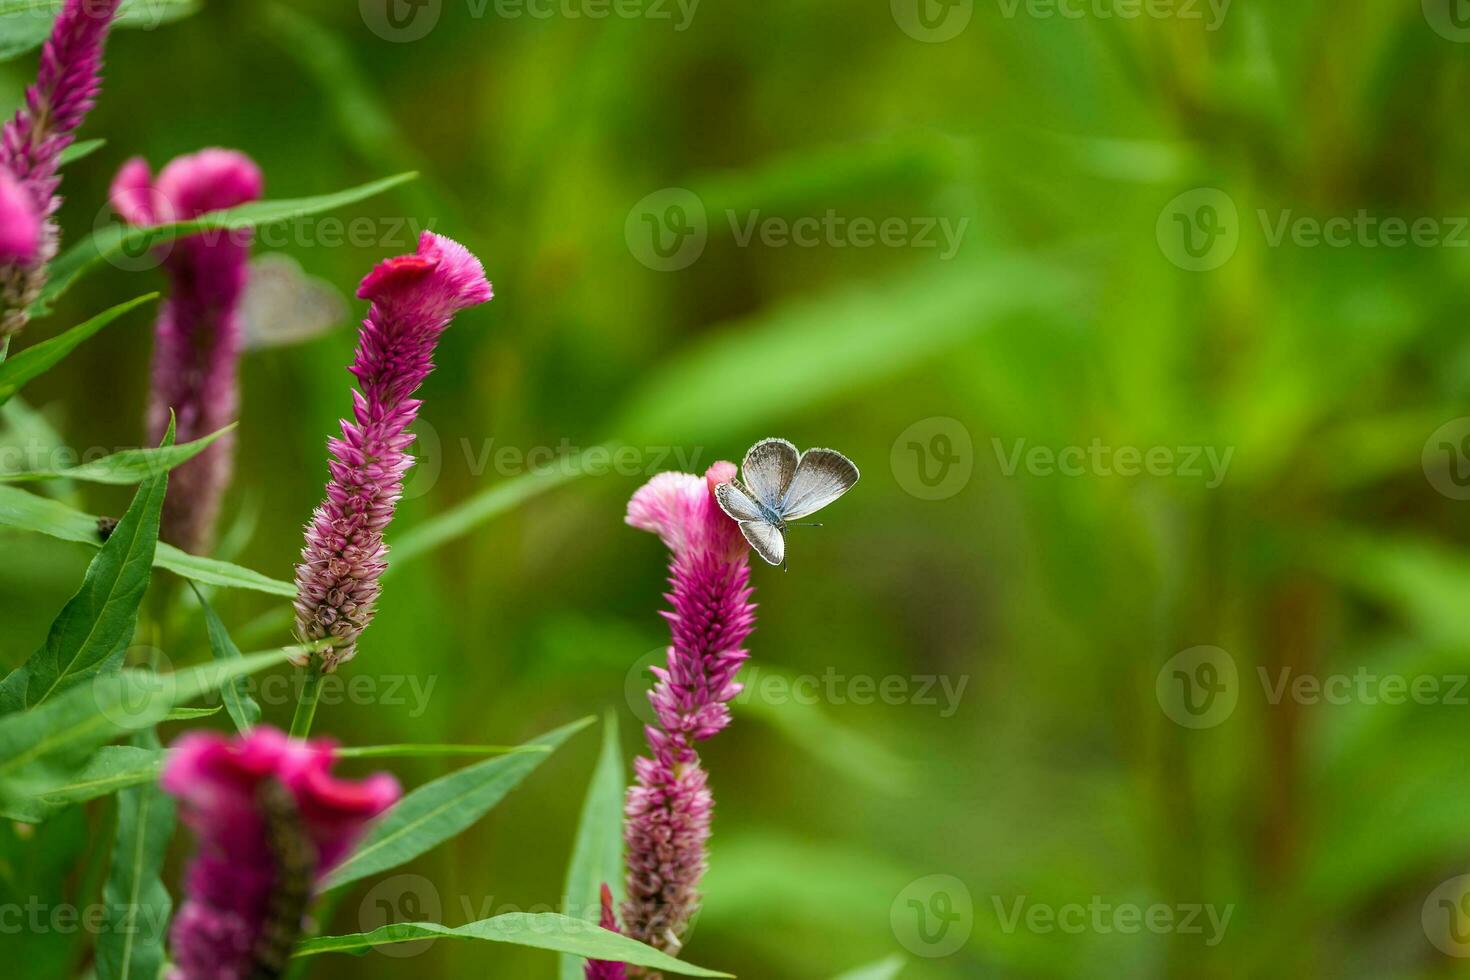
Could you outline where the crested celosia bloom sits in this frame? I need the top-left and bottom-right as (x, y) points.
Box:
(585, 883), (629, 980)
(162, 727), (400, 980)
(293, 232), (492, 670)
(621, 462), (756, 970)
(111, 149), (263, 553)
(0, 169), (40, 264)
(0, 0), (121, 340)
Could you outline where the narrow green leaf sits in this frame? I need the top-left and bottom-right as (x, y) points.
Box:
(559, 712), (625, 980)
(189, 584), (261, 733)
(324, 717), (594, 891)
(0, 420), (172, 714)
(293, 913), (730, 977)
(0, 745), (161, 822)
(41, 173), (417, 308)
(0, 295), (156, 406)
(833, 955), (906, 980)
(0, 484), (295, 596)
(59, 138), (105, 166)
(0, 423), (234, 484)
(162, 705), (222, 722)
(335, 744), (549, 760)
(96, 730), (175, 980)
(0, 0), (200, 62)
(0, 648), (294, 811)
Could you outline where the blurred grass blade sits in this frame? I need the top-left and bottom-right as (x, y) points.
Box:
(162, 705), (222, 722)
(59, 138), (105, 166)
(559, 712), (625, 980)
(0, 484), (295, 596)
(189, 584), (261, 733)
(0, 745), (161, 822)
(0, 295), (156, 406)
(0, 420), (172, 714)
(96, 730), (174, 980)
(39, 173), (417, 310)
(833, 955), (906, 980)
(0, 0), (200, 62)
(294, 913), (730, 977)
(335, 744), (550, 760)
(324, 717), (595, 891)
(0, 423), (234, 484)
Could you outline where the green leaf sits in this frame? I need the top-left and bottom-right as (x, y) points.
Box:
(40, 173), (417, 309)
(96, 730), (175, 980)
(0, 295), (156, 406)
(334, 744), (550, 760)
(323, 717), (594, 891)
(189, 584), (261, 733)
(0, 423), (234, 484)
(0, 0), (200, 62)
(559, 712), (625, 980)
(0, 648), (294, 811)
(59, 138), (105, 166)
(0, 484), (295, 596)
(833, 955), (906, 980)
(0, 745), (161, 822)
(293, 913), (730, 977)
(162, 705), (222, 722)
(0, 420), (172, 714)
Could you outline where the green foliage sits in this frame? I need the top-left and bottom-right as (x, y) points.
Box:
(558, 712), (625, 980)
(95, 730), (174, 980)
(323, 717), (595, 891)
(0, 0), (199, 61)
(0, 295), (157, 406)
(833, 956), (906, 980)
(0, 419), (171, 714)
(190, 583), (262, 732)
(0, 423), (234, 484)
(294, 913), (730, 976)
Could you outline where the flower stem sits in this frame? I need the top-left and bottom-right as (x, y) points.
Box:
(289, 656), (324, 739)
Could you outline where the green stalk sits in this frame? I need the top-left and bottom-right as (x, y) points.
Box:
(289, 655), (325, 738)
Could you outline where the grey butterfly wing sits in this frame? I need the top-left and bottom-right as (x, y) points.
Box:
(242, 254), (349, 350)
(781, 448), (860, 521)
(742, 437), (800, 509)
(716, 481), (766, 523)
(739, 520), (785, 566)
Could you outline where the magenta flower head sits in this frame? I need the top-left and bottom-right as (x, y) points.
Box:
(585, 883), (630, 980)
(0, 168), (40, 264)
(111, 149), (264, 554)
(0, 0), (121, 340)
(162, 726), (399, 980)
(293, 232), (492, 670)
(621, 462), (755, 964)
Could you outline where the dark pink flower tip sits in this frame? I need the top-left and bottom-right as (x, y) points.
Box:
(0, 168), (40, 263)
(110, 148), (263, 227)
(358, 231), (494, 317)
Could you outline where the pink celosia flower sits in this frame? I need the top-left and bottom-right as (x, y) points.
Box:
(585, 883), (630, 980)
(621, 463), (755, 968)
(0, 168), (40, 264)
(162, 726), (400, 980)
(111, 149), (263, 554)
(0, 0), (121, 340)
(293, 232), (492, 670)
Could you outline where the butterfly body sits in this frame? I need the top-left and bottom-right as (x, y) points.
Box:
(716, 437), (859, 567)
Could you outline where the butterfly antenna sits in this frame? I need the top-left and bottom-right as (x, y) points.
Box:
(787, 522), (824, 528)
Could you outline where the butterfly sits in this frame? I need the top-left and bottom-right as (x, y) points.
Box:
(241, 254), (349, 351)
(715, 437), (860, 567)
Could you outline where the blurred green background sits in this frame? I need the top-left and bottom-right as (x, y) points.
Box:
(6, 0), (1470, 976)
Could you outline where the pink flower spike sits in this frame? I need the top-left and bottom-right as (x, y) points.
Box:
(293, 232), (492, 671)
(585, 883), (629, 980)
(621, 462), (755, 964)
(0, 168), (40, 264)
(113, 149), (264, 554)
(162, 727), (400, 980)
(0, 0), (122, 341)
